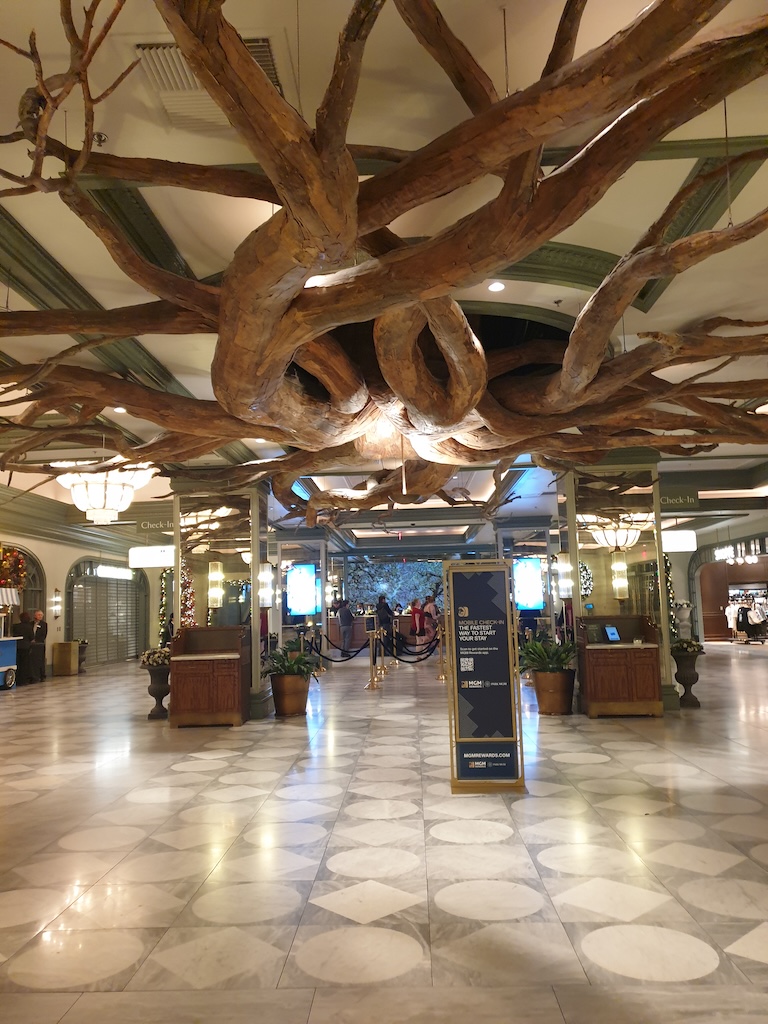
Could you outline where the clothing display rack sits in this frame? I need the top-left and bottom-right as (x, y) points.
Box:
(726, 594), (767, 644)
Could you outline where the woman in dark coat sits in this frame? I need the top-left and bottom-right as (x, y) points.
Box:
(376, 595), (394, 655)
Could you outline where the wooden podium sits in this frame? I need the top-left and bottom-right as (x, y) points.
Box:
(576, 615), (663, 718)
(170, 626), (251, 727)
(52, 641), (79, 676)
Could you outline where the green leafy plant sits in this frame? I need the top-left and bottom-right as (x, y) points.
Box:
(282, 637), (303, 652)
(261, 646), (314, 679)
(520, 638), (576, 672)
(140, 647), (171, 667)
(73, 638), (88, 645)
(671, 638), (704, 656)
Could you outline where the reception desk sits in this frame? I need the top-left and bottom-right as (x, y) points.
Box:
(327, 616), (369, 652)
(327, 614), (415, 652)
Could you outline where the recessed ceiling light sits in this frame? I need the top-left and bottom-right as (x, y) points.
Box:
(113, 407), (126, 413)
(756, 404), (768, 415)
(252, 438), (267, 443)
(488, 281), (505, 292)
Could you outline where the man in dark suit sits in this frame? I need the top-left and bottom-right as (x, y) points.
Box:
(12, 612), (34, 685)
(31, 609), (48, 681)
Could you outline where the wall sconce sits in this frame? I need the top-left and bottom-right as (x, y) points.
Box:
(52, 588), (62, 619)
(611, 548), (629, 600)
(207, 561), (224, 608)
(258, 562), (275, 608)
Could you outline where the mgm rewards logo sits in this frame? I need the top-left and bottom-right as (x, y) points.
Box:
(458, 606), (469, 617)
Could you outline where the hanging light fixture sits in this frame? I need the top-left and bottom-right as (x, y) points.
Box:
(554, 553), (573, 598)
(258, 563), (275, 608)
(207, 561), (224, 608)
(240, 550), (252, 565)
(577, 513), (654, 549)
(611, 548), (629, 600)
(55, 459), (156, 524)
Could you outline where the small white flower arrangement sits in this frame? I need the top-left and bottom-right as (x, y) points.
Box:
(140, 647), (171, 667)
(671, 638), (704, 656)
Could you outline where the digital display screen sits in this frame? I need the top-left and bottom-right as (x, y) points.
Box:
(286, 563), (320, 615)
(605, 625), (621, 642)
(512, 557), (544, 611)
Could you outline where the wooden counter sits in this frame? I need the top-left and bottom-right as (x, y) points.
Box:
(576, 616), (663, 718)
(170, 626), (251, 727)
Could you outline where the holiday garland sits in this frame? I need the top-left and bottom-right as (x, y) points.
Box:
(158, 567), (171, 644)
(663, 554), (676, 636)
(180, 558), (196, 627)
(579, 561), (593, 597)
(157, 560), (197, 643)
(0, 547), (27, 591)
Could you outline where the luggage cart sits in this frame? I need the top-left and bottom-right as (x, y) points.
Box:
(0, 636), (18, 689)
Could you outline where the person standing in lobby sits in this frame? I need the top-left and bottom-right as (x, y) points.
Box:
(423, 595), (439, 643)
(337, 599), (354, 656)
(410, 598), (426, 650)
(31, 609), (48, 681)
(12, 611), (34, 684)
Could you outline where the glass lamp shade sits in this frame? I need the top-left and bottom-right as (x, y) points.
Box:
(57, 463), (155, 524)
(555, 554), (573, 598)
(592, 525), (641, 549)
(240, 551), (252, 565)
(611, 548), (629, 600)
(258, 562), (275, 608)
(577, 513), (654, 549)
(208, 561), (224, 608)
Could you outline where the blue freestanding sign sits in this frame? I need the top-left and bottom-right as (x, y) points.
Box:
(444, 562), (523, 791)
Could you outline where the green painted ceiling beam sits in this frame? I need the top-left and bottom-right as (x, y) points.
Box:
(0, 206), (253, 467)
(77, 136), (768, 190)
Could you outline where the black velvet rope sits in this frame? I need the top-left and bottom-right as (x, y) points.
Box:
(384, 633), (440, 663)
(304, 631), (439, 667)
(308, 634), (370, 663)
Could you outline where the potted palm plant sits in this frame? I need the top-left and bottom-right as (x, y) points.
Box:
(520, 637), (577, 715)
(282, 636), (304, 659)
(262, 645), (314, 717)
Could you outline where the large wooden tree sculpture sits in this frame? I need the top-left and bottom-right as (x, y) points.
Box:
(2, 0), (768, 525)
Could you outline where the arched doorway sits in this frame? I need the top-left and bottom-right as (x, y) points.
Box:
(66, 561), (149, 664)
(10, 546), (45, 619)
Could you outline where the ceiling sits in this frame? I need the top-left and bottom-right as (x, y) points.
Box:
(1, 0), (768, 558)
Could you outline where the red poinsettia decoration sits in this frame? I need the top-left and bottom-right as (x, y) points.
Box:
(0, 548), (27, 591)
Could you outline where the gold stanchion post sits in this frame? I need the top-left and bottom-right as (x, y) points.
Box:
(436, 624), (446, 682)
(376, 628), (388, 681)
(365, 628), (380, 689)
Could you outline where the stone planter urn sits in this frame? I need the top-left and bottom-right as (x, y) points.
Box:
(145, 665), (171, 719)
(672, 652), (701, 708)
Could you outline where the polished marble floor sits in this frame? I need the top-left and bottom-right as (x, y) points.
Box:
(2, 642), (768, 1022)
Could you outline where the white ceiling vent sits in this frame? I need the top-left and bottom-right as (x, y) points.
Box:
(136, 39), (283, 133)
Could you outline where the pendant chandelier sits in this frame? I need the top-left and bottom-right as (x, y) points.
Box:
(55, 459), (156, 525)
(577, 513), (655, 549)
